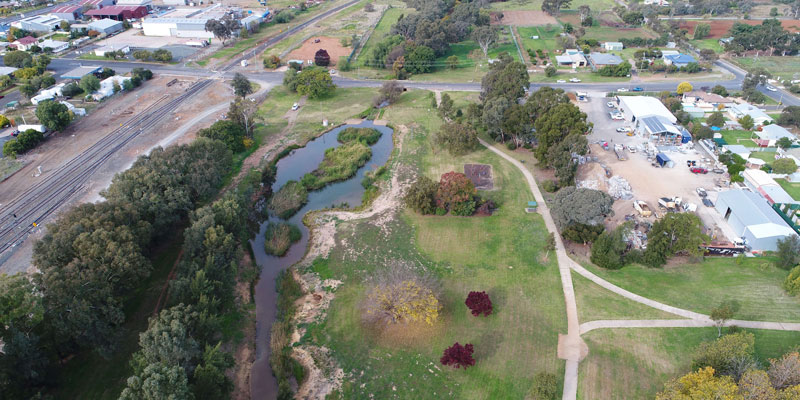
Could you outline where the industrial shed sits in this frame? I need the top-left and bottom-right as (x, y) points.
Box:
(617, 96), (676, 124)
(715, 189), (797, 251)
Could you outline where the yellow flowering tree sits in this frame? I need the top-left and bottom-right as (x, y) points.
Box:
(363, 261), (441, 326)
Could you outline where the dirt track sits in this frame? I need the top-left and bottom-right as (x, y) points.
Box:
(492, 10), (558, 26)
(680, 19), (800, 38)
(286, 36), (350, 65)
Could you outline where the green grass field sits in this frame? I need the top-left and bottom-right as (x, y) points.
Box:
(748, 150), (778, 163)
(691, 38), (724, 53)
(721, 129), (758, 147)
(777, 178), (800, 201)
(357, 7), (407, 66)
(582, 257), (800, 322)
(579, 328), (800, 399)
(301, 89), (567, 398)
(735, 56), (800, 80)
(0, 157), (24, 181)
(572, 272), (681, 322)
(580, 25), (657, 41)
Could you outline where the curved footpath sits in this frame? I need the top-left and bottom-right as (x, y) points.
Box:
(478, 138), (800, 400)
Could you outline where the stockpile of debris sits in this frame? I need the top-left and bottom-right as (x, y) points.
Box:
(608, 176), (633, 199)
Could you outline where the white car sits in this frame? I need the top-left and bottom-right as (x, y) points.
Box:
(609, 112), (624, 120)
(766, 86), (778, 92)
(606, 101), (615, 108)
(291, 103), (299, 111)
(617, 88), (629, 92)
(616, 127), (632, 133)
(556, 79), (566, 83)
(569, 78), (581, 83)
(329, 69), (337, 75)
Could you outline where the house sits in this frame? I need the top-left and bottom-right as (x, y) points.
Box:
(61, 65), (101, 80)
(603, 42), (623, 51)
(88, 18), (124, 34)
(722, 144), (752, 160)
(587, 52), (623, 69)
(664, 53), (696, 68)
(79, 0), (115, 9)
(94, 44), (130, 56)
(715, 189), (797, 251)
(660, 50), (679, 58)
(31, 83), (65, 105)
(86, 6), (148, 21)
(0, 66), (18, 76)
(13, 15), (64, 32)
(93, 75), (132, 100)
(555, 49), (587, 67)
(116, 0), (153, 9)
(617, 96), (677, 124)
(719, 37), (734, 46)
(141, 17), (214, 39)
(681, 90), (735, 112)
(39, 39), (69, 53)
(742, 169), (796, 205)
(50, 5), (83, 21)
(755, 124), (794, 147)
(240, 14), (263, 31)
(11, 36), (38, 51)
(728, 102), (774, 126)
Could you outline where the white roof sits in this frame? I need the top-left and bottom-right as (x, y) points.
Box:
(747, 223), (796, 239)
(731, 102), (773, 122)
(743, 169), (777, 188)
(723, 145), (751, 156)
(0, 66), (18, 75)
(747, 158), (766, 165)
(39, 39), (68, 48)
(89, 18), (122, 29)
(758, 124), (794, 141)
(142, 17), (209, 24)
(619, 96), (676, 123)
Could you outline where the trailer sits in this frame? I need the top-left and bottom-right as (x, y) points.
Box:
(633, 200), (652, 217)
(614, 144), (627, 160)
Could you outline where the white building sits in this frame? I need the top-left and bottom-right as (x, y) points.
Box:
(728, 102), (774, 126)
(722, 144), (752, 160)
(93, 75), (132, 100)
(88, 18), (124, 35)
(715, 189), (797, 251)
(60, 101), (86, 116)
(617, 96), (677, 124)
(31, 83), (65, 105)
(94, 44), (130, 56)
(603, 41), (623, 51)
(141, 17), (214, 39)
(116, 0), (153, 8)
(13, 15), (64, 32)
(39, 39), (69, 53)
(755, 124), (794, 147)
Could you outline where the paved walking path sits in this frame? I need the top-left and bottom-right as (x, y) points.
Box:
(479, 138), (800, 400)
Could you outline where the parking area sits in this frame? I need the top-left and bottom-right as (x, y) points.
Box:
(576, 92), (737, 242)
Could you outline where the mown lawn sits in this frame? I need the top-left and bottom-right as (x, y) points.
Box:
(303, 89), (567, 399)
(721, 129), (758, 147)
(777, 178), (800, 201)
(691, 38), (724, 53)
(582, 256), (800, 322)
(579, 328), (800, 399)
(580, 25), (657, 41)
(572, 272), (681, 322)
(748, 150), (778, 163)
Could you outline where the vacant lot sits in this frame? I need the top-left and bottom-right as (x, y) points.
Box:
(286, 36), (350, 65)
(493, 10), (558, 26)
(735, 56), (800, 80)
(357, 6), (406, 66)
(681, 19), (800, 39)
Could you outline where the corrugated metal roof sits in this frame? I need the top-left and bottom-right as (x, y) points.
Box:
(718, 189), (788, 227)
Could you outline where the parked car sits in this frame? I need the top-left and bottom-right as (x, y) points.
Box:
(632, 87), (643, 92)
(556, 79), (566, 83)
(702, 198), (714, 207)
(696, 187), (707, 197)
(617, 88), (629, 92)
(609, 112), (624, 120)
(329, 69), (337, 75)
(616, 127), (632, 133)
(291, 103), (299, 111)
(606, 101), (615, 108)
(690, 167), (708, 174)
(616, 127), (627, 132)
(766, 86), (778, 92)
(569, 78), (581, 83)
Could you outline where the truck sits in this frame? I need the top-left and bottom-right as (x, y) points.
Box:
(633, 200), (652, 217)
(658, 197), (681, 212)
(614, 144), (627, 160)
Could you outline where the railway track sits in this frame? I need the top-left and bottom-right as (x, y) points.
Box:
(0, 79), (213, 257)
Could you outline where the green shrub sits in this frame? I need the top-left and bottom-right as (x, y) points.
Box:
(269, 180), (308, 219)
(337, 127), (381, 145)
(404, 175), (438, 214)
(301, 142), (371, 190)
(264, 222), (302, 256)
(784, 265), (800, 296)
(530, 371), (558, 399)
(541, 180), (558, 193)
(451, 200), (476, 216)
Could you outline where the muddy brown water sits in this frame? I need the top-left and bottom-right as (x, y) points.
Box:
(249, 121), (394, 398)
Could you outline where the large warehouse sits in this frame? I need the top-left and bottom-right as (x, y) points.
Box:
(617, 96), (677, 124)
(141, 17), (213, 38)
(715, 189), (797, 251)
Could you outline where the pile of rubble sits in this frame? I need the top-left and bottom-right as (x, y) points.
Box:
(608, 176), (633, 200)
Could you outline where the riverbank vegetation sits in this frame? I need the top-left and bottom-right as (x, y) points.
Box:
(301, 141), (372, 190)
(337, 126), (382, 145)
(269, 180), (309, 219)
(264, 222), (302, 256)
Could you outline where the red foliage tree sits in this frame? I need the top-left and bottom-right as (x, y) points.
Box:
(440, 342), (475, 369)
(465, 291), (493, 316)
(435, 171), (476, 211)
(314, 49), (331, 66)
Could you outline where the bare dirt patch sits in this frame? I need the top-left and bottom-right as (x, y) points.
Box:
(492, 10), (558, 26)
(286, 36), (351, 65)
(464, 163), (494, 190)
(681, 19), (800, 39)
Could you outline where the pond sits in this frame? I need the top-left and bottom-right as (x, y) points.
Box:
(249, 120), (394, 398)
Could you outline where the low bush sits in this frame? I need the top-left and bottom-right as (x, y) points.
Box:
(301, 142), (371, 190)
(337, 127), (381, 145)
(2, 129), (43, 156)
(404, 175), (437, 214)
(784, 265), (800, 296)
(263, 222), (302, 256)
(269, 180), (308, 219)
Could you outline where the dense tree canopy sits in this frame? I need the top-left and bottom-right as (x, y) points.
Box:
(643, 213), (706, 267)
(35, 101), (71, 131)
(551, 187), (614, 231)
(198, 120), (246, 152)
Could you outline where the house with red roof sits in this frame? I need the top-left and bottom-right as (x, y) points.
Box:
(12, 36), (38, 51)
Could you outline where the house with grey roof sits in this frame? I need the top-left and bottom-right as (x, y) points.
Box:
(587, 52), (623, 70)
